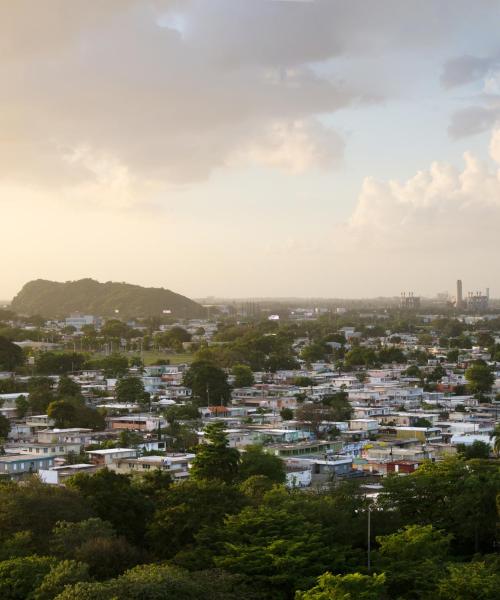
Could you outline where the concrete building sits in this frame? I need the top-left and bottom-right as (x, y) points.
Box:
(111, 453), (195, 480)
(86, 448), (138, 466)
(0, 454), (57, 478)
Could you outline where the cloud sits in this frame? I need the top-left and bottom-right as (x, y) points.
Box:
(337, 129), (500, 260)
(1, 0), (499, 197)
(442, 51), (500, 138)
(235, 119), (345, 172)
(448, 105), (500, 139)
(441, 55), (499, 89)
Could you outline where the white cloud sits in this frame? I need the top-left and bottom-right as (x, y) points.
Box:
(334, 129), (500, 268)
(489, 128), (500, 164)
(235, 119), (344, 173)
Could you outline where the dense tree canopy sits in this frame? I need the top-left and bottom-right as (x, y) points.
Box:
(231, 364), (254, 388)
(465, 361), (495, 397)
(183, 361), (231, 406)
(115, 376), (147, 405)
(0, 336), (24, 371)
(36, 352), (86, 375)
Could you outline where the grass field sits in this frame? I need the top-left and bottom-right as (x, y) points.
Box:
(62, 347), (195, 366)
(140, 351), (194, 365)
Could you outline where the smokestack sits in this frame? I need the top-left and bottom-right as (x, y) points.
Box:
(486, 288), (490, 299)
(456, 280), (463, 309)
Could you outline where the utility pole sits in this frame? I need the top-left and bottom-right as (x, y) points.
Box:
(367, 503), (371, 572)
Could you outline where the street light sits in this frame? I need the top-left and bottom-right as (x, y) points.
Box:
(367, 502), (371, 572)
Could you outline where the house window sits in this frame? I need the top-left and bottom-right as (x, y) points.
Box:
(20, 463), (25, 470)
(13, 464), (17, 471)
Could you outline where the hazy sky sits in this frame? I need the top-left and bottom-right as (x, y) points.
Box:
(2, 0), (500, 300)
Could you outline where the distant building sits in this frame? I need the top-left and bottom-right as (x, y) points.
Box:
(65, 314), (98, 330)
(466, 292), (489, 312)
(400, 292), (420, 310)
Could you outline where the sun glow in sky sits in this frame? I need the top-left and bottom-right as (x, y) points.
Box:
(2, 0), (500, 299)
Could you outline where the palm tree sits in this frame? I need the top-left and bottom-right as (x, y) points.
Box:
(490, 423), (500, 457)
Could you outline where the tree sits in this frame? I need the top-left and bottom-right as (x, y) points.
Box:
(322, 391), (353, 421)
(15, 395), (29, 419)
(435, 560), (500, 600)
(31, 560), (90, 600)
(86, 354), (129, 378)
(118, 430), (143, 448)
(51, 518), (115, 557)
(0, 478), (92, 553)
(238, 445), (285, 484)
(296, 572), (387, 600)
(47, 398), (105, 430)
(56, 375), (82, 398)
(56, 563), (255, 600)
(214, 502), (356, 599)
(190, 422), (240, 484)
(115, 376), (146, 404)
(405, 365), (422, 379)
(379, 457), (500, 554)
(413, 417), (432, 428)
(0, 414), (10, 440)
(147, 479), (246, 561)
(183, 361), (231, 406)
(344, 346), (377, 368)
(231, 364), (254, 388)
(27, 377), (54, 414)
(239, 475), (275, 503)
(456, 440), (491, 459)
(30, 560), (90, 600)
(293, 376), (315, 387)
(164, 402), (200, 423)
(101, 319), (133, 339)
(427, 364), (447, 382)
(134, 469), (173, 501)
(296, 393), (352, 439)
(490, 423), (500, 456)
(0, 555), (54, 600)
(374, 525), (451, 598)
(167, 326), (192, 344)
(301, 342), (329, 363)
(0, 337), (24, 371)
(67, 469), (153, 544)
(280, 407), (294, 421)
(465, 361), (495, 397)
(36, 352), (86, 375)
(74, 536), (143, 580)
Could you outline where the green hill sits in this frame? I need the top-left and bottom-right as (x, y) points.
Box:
(11, 278), (206, 319)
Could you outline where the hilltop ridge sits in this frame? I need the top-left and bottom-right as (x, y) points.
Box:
(11, 278), (206, 318)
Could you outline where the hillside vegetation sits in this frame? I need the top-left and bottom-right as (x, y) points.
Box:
(11, 278), (205, 318)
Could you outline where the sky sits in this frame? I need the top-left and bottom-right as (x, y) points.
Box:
(2, 0), (500, 300)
